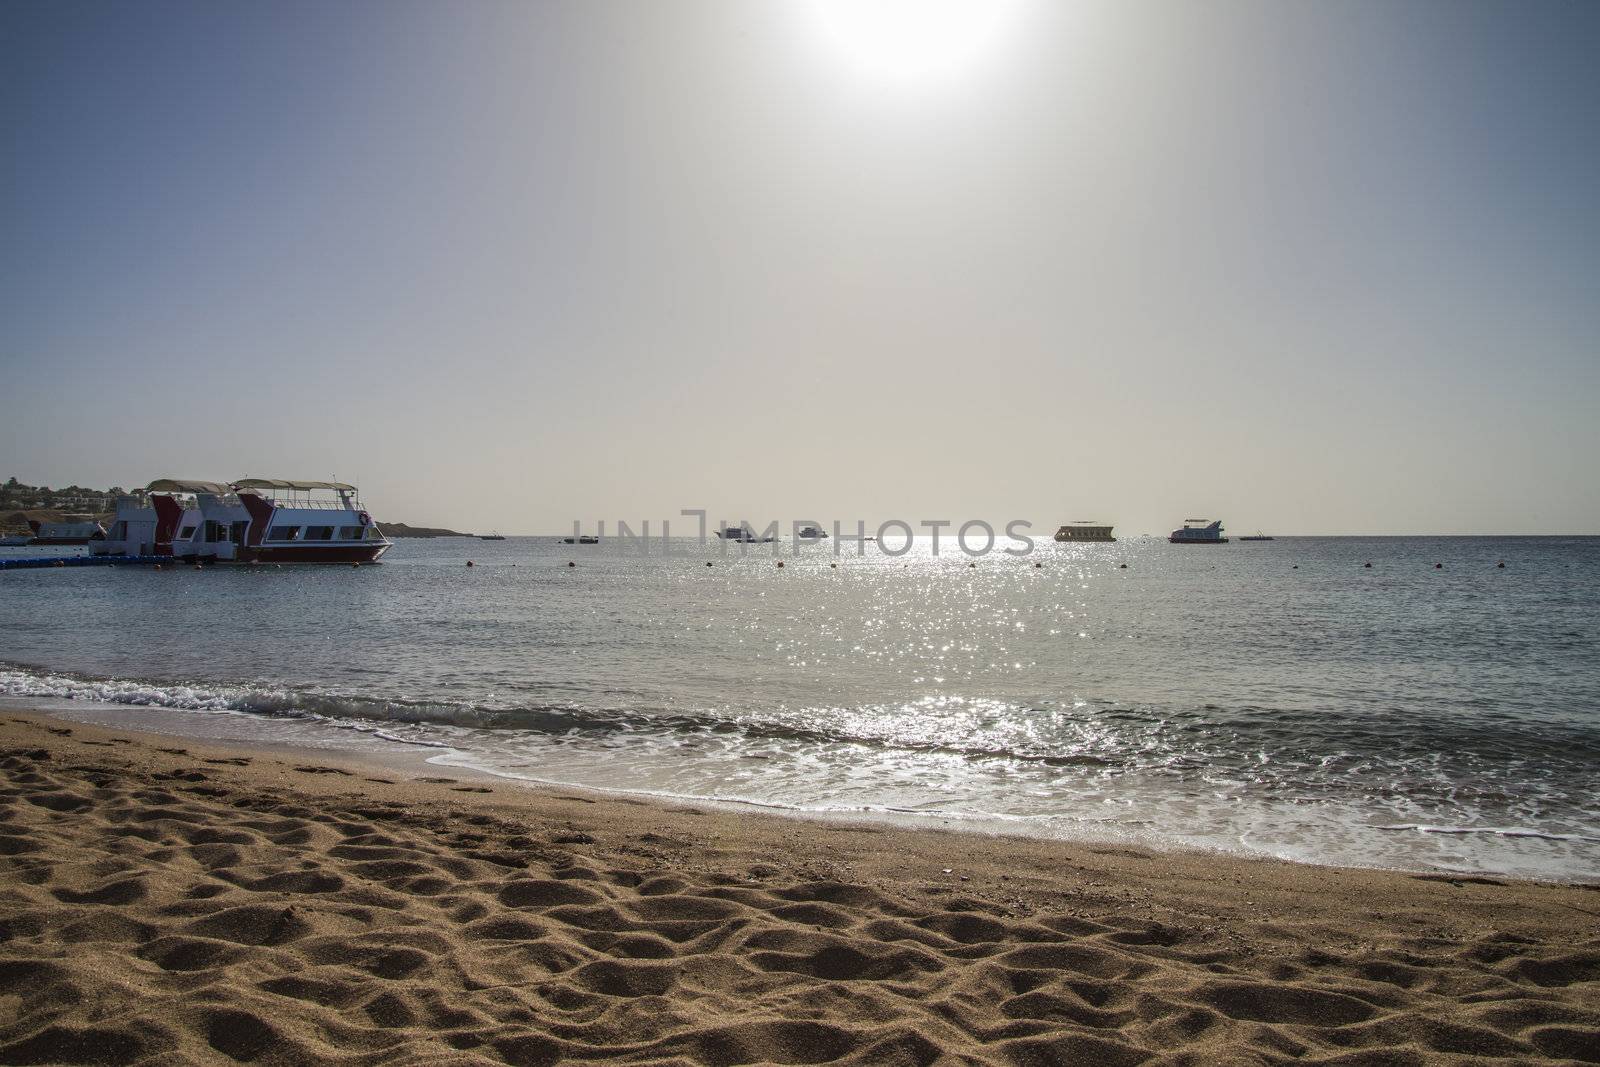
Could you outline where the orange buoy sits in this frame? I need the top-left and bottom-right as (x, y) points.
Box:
(1119, 563), (1128, 569)
(1364, 562), (1372, 568)
(776, 561), (784, 568)
(706, 561), (713, 567)
(1435, 563), (1442, 569)
(467, 560), (474, 567)
(567, 561), (575, 568)
(1034, 562), (1042, 568)
(830, 563), (837, 569)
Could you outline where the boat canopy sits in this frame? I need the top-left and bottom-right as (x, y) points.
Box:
(145, 479), (232, 494)
(232, 478), (356, 491)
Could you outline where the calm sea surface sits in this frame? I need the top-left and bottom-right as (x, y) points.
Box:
(3, 535), (1597, 881)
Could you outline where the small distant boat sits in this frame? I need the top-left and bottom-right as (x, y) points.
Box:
(716, 524), (775, 543)
(1238, 532), (1274, 542)
(1169, 519), (1228, 544)
(797, 525), (829, 540)
(1054, 522), (1115, 543)
(479, 533), (507, 541)
(561, 535), (599, 545)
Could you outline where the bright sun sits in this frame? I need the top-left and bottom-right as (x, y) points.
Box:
(805, 0), (1028, 87)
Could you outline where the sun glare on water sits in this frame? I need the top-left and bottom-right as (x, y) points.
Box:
(804, 0), (1029, 87)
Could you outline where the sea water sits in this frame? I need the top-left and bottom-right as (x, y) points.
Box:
(2, 535), (1596, 881)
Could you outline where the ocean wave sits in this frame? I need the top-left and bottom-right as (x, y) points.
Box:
(1373, 823), (1600, 844)
(5, 663), (1599, 802)
(0, 663), (1130, 767)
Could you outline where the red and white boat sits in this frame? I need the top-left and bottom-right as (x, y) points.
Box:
(93, 478), (391, 563)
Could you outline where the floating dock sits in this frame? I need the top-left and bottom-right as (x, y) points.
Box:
(0, 555), (171, 571)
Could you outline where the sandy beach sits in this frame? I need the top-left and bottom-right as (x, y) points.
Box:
(1, 707), (1596, 1065)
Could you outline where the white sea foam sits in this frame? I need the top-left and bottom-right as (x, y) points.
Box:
(0, 667), (283, 715)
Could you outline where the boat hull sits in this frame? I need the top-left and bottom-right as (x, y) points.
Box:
(1168, 537), (1229, 544)
(239, 543), (392, 563)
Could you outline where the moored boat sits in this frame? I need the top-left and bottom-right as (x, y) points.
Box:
(26, 520), (106, 546)
(92, 480), (214, 559)
(91, 478), (391, 562)
(1054, 522), (1115, 543)
(716, 524), (776, 543)
(233, 479), (391, 563)
(1169, 519), (1228, 544)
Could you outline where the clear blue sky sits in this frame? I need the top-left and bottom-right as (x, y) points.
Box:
(3, 0), (1596, 534)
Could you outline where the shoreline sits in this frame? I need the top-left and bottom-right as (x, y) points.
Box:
(2, 708), (1597, 1062)
(1, 697), (1298, 875)
(7, 690), (1598, 888)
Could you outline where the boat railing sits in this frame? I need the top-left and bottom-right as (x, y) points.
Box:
(246, 494), (361, 511)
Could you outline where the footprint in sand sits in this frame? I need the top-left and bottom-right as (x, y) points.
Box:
(293, 766), (353, 776)
(362, 777), (395, 785)
(203, 757), (251, 766)
(414, 777), (458, 784)
(451, 786), (493, 794)
(157, 747), (189, 756)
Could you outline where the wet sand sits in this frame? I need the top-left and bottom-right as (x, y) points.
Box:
(0, 708), (1596, 1065)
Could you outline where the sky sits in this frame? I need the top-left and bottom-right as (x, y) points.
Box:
(2, 0), (1596, 535)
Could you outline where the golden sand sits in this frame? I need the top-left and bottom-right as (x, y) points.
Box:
(0, 710), (1596, 1064)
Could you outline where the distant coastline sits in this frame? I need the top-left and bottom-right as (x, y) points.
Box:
(381, 521), (472, 539)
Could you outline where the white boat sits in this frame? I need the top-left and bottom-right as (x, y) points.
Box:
(797, 525), (829, 540)
(26, 520), (106, 546)
(1169, 519), (1228, 544)
(92, 480), (210, 559)
(1053, 522), (1115, 543)
(92, 478), (391, 563)
(717, 524), (776, 543)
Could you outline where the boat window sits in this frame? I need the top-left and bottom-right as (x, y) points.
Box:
(305, 526), (335, 541)
(268, 525), (301, 541)
(178, 525), (196, 539)
(110, 521), (127, 539)
(339, 526), (365, 540)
